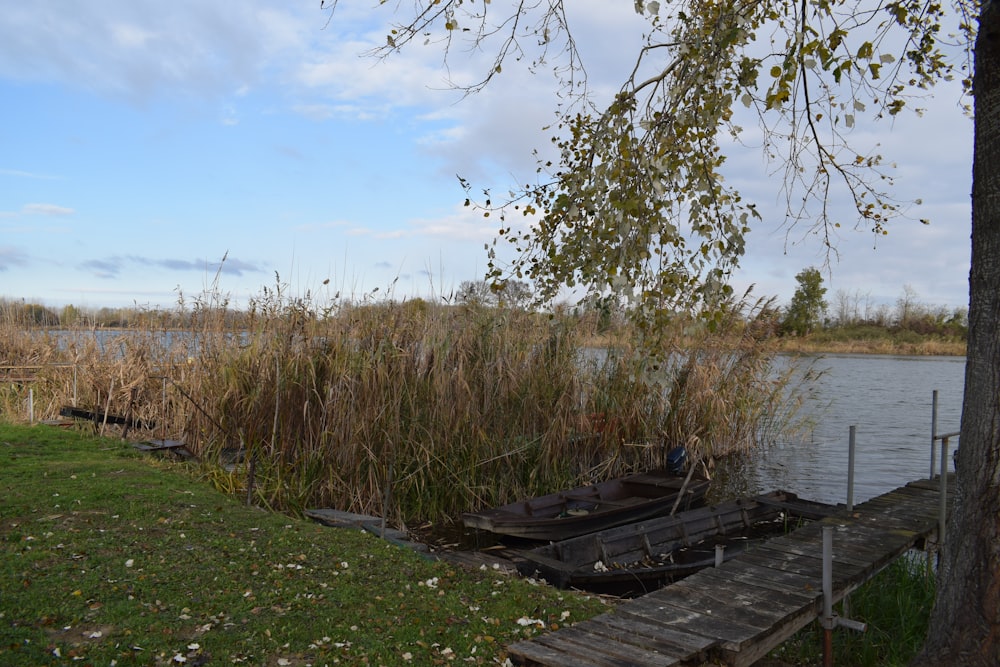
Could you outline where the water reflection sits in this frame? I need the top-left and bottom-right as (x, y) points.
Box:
(740, 353), (965, 504)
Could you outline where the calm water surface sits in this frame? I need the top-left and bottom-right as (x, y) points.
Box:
(747, 353), (965, 505)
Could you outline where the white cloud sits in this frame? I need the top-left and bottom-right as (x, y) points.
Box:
(409, 205), (505, 243)
(0, 1), (317, 102)
(110, 23), (154, 49)
(22, 203), (75, 216)
(0, 169), (59, 180)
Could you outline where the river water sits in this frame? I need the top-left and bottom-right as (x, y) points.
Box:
(742, 353), (966, 505)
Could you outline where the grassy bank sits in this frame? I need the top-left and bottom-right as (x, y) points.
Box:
(773, 327), (966, 357)
(0, 422), (609, 666)
(1, 422), (937, 666)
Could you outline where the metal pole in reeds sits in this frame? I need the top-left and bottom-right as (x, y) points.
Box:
(381, 463), (394, 539)
(715, 544), (724, 568)
(100, 378), (114, 437)
(161, 376), (167, 441)
(930, 390), (939, 479)
(28, 388), (34, 424)
(847, 425), (857, 513)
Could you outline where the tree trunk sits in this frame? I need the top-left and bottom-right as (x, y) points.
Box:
(914, 2), (1000, 664)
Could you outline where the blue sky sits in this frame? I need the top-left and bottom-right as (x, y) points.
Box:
(1, 2), (973, 313)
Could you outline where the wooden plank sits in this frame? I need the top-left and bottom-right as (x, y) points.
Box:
(792, 528), (915, 570)
(854, 501), (937, 523)
(570, 617), (691, 661)
(713, 600), (824, 667)
(736, 550), (829, 579)
(620, 597), (769, 647)
(716, 558), (821, 592)
(527, 632), (653, 667)
(741, 545), (891, 590)
(716, 559), (822, 593)
(854, 500), (928, 519)
(751, 536), (878, 571)
(908, 476), (953, 492)
(662, 579), (791, 621)
(507, 636), (608, 667)
(133, 439), (188, 451)
(590, 612), (717, 655)
(637, 580), (776, 632)
(533, 625), (682, 666)
(692, 567), (816, 606)
(780, 524), (913, 558)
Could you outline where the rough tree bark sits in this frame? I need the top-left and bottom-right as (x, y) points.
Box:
(915, 1), (1000, 663)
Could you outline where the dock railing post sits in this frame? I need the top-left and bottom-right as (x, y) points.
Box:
(931, 390), (939, 479)
(847, 426), (857, 513)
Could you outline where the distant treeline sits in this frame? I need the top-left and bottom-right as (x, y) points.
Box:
(1, 298), (261, 329)
(788, 285), (967, 339)
(1, 282), (968, 341)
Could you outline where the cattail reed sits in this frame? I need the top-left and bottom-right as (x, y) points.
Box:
(0, 289), (798, 525)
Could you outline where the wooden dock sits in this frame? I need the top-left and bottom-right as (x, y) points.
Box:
(507, 475), (955, 667)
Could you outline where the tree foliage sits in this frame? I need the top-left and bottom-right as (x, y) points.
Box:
(781, 266), (828, 335)
(455, 279), (532, 308)
(325, 0), (974, 336)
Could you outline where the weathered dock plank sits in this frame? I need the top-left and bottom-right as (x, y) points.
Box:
(549, 626), (683, 666)
(507, 474), (954, 666)
(577, 613), (716, 656)
(510, 637), (609, 667)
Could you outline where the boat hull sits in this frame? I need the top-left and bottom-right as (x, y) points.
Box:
(461, 470), (709, 541)
(515, 490), (836, 596)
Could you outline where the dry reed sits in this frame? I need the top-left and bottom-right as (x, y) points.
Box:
(0, 289), (796, 526)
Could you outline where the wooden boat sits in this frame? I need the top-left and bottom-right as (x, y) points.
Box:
(460, 469), (710, 542)
(514, 490), (837, 596)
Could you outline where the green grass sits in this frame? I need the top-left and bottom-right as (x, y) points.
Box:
(0, 422), (609, 666)
(2, 421), (937, 666)
(765, 555), (936, 666)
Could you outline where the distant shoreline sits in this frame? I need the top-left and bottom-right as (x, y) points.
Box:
(773, 337), (966, 357)
(580, 334), (966, 358)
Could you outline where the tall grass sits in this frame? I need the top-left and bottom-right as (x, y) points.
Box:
(0, 288), (798, 526)
(768, 554), (936, 666)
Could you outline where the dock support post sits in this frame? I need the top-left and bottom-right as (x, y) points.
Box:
(822, 526), (834, 667)
(715, 544), (725, 568)
(821, 525), (865, 667)
(847, 426), (856, 513)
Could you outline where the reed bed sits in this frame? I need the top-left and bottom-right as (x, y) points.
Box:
(0, 290), (796, 526)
